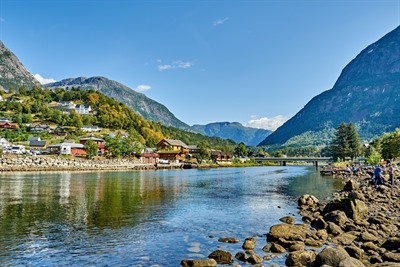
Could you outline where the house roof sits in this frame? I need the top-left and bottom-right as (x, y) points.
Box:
(28, 136), (41, 142)
(29, 140), (47, 147)
(159, 139), (188, 148)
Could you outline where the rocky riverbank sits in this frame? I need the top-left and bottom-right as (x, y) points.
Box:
(0, 155), (157, 171)
(181, 169), (400, 267)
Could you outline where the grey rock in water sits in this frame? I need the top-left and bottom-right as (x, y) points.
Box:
(208, 250), (233, 264)
(181, 259), (217, 267)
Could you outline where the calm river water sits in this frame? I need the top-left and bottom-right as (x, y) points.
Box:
(0, 166), (343, 267)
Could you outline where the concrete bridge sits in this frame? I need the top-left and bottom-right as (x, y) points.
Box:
(254, 157), (332, 167)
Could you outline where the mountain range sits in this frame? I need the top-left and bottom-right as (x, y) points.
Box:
(0, 40), (266, 145)
(259, 25), (400, 147)
(2, 24), (400, 149)
(192, 122), (272, 146)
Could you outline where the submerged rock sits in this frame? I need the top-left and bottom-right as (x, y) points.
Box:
(181, 259), (217, 267)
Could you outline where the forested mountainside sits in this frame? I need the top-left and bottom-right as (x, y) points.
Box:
(192, 122), (271, 146)
(260, 26), (400, 147)
(45, 77), (191, 130)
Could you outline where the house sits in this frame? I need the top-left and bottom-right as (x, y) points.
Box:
(81, 125), (101, 132)
(156, 139), (189, 163)
(0, 117), (11, 123)
(48, 142), (86, 156)
(28, 136), (41, 142)
(0, 138), (10, 148)
(75, 104), (92, 115)
(28, 140), (47, 150)
(140, 153), (159, 164)
(4, 97), (23, 103)
(0, 122), (19, 129)
(30, 124), (50, 133)
(51, 101), (76, 113)
(80, 137), (105, 155)
(54, 126), (67, 136)
(188, 145), (200, 155)
(211, 150), (233, 164)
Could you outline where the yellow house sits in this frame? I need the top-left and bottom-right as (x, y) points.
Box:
(156, 139), (189, 162)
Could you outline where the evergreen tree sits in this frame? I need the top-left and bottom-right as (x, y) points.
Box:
(330, 122), (361, 161)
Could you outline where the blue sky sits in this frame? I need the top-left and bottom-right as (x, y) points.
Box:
(0, 0), (399, 130)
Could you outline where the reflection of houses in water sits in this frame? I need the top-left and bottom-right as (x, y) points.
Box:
(59, 173), (71, 205)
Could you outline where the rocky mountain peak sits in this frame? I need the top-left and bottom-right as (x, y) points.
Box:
(0, 40), (40, 91)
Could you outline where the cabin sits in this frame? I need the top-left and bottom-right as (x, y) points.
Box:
(79, 137), (105, 155)
(0, 122), (19, 129)
(156, 139), (189, 163)
(211, 150), (233, 164)
(48, 142), (86, 156)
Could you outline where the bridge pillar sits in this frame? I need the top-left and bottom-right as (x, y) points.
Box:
(282, 161), (286, 166)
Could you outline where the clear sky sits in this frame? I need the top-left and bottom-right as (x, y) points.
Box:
(0, 0), (399, 130)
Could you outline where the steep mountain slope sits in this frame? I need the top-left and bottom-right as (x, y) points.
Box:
(0, 41), (40, 91)
(45, 77), (191, 130)
(259, 26), (400, 147)
(192, 122), (271, 146)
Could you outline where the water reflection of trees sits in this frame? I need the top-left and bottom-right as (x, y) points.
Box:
(281, 169), (343, 203)
(0, 171), (185, 240)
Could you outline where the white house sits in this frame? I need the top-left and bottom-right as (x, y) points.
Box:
(75, 104), (92, 115)
(81, 125), (101, 132)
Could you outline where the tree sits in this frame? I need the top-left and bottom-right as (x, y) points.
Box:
(194, 140), (211, 164)
(347, 123), (361, 160)
(234, 142), (248, 157)
(379, 129), (400, 160)
(330, 122), (361, 161)
(365, 145), (381, 164)
(84, 140), (98, 159)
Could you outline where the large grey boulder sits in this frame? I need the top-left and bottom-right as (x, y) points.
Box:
(298, 194), (319, 208)
(323, 198), (368, 220)
(314, 246), (351, 267)
(285, 250), (317, 267)
(267, 223), (310, 244)
(323, 210), (349, 228)
(208, 250), (233, 264)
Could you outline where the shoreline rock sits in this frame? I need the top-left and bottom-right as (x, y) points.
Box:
(181, 168), (400, 266)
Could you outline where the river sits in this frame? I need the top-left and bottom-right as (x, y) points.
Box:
(0, 166), (343, 267)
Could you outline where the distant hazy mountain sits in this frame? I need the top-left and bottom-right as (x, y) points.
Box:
(45, 77), (191, 130)
(259, 25), (400, 147)
(0, 40), (40, 91)
(192, 122), (272, 146)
